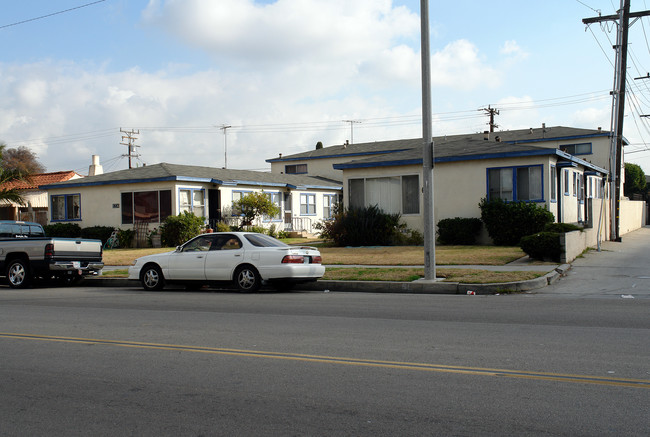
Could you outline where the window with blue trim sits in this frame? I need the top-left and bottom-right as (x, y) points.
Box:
(563, 169), (570, 196)
(572, 172), (577, 197)
(487, 165), (543, 202)
(550, 166), (557, 202)
(179, 188), (205, 217)
(51, 194), (81, 221)
(323, 194), (337, 218)
(264, 192), (282, 221)
(300, 193), (316, 215)
(232, 190), (252, 215)
(560, 143), (592, 156)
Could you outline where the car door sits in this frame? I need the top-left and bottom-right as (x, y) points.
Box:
(166, 235), (215, 280)
(204, 234), (245, 281)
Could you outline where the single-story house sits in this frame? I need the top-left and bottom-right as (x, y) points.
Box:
(40, 162), (342, 241)
(0, 171), (80, 225)
(267, 125), (646, 242)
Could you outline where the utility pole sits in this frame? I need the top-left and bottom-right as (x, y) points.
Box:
(583, 1), (650, 241)
(480, 105), (499, 132)
(220, 124), (231, 168)
(120, 128), (140, 169)
(421, 0), (436, 281)
(342, 119), (361, 144)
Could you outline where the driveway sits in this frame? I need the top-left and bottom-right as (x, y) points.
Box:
(542, 226), (650, 299)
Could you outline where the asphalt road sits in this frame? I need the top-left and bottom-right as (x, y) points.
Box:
(1, 283), (648, 436)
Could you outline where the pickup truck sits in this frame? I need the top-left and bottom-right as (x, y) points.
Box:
(0, 220), (104, 288)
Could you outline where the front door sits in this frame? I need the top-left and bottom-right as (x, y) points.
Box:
(166, 235), (215, 280)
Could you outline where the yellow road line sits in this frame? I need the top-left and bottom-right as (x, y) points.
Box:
(2, 332), (649, 389)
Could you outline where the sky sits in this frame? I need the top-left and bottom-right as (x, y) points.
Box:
(2, 0), (650, 176)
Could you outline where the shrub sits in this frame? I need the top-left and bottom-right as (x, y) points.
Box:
(80, 226), (114, 244)
(315, 205), (403, 246)
(214, 221), (231, 232)
(479, 198), (554, 246)
(117, 228), (135, 248)
(544, 222), (583, 233)
(520, 232), (562, 262)
(437, 217), (482, 245)
(242, 225), (266, 234)
(268, 224), (278, 238)
(160, 211), (205, 247)
(43, 223), (81, 238)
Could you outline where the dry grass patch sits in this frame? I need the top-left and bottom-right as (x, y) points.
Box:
(324, 267), (543, 283)
(103, 248), (172, 266)
(319, 245), (525, 266)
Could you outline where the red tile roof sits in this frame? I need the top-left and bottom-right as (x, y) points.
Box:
(0, 171), (79, 190)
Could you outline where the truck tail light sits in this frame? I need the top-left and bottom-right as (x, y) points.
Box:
(44, 243), (54, 259)
(282, 255), (304, 264)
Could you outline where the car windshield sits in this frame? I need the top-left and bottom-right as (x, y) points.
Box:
(244, 233), (288, 248)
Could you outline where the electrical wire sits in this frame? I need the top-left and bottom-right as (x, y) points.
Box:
(0, 1), (106, 30)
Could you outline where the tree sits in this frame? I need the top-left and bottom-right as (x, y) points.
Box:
(232, 191), (280, 227)
(1, 145), (45, 174)
(624, 163), (646, 198)
(0, 144), (26, 205)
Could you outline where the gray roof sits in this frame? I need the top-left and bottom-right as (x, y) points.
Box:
(267, 126), (615, 163)
(332, 137), (608, 174)
(41, 162), (342, 190)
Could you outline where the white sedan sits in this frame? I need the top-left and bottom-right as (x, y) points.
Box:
(128, 232), (325, 292)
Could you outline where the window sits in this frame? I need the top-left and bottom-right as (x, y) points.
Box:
(232, 190), (252, 215)
(550, 166), (557, 202)
(560, 143), (592, 155)
(487, 165), (543, 202)
(349, 179), (365, 208)
(563, 169), (570, 196)
(323, 194), (336, 219)
(300, 194), (316, 215)
(347, 175), (420, 214)
(264, 192), (282, 221)
(51, 194), (81, 221)
(121, 190), (172, 224)
(401, 175), (420, 214)
(572, 172), (577, 197)
(180, 188), (205, 217)
(285, 164), (308, 174)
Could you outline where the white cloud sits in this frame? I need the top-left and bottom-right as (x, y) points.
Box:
(500, 40), (528, 59)
(431, 40), (501, 90)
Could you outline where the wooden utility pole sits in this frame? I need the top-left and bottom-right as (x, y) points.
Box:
(582, 1), (650, 241)
(480, 105), (499, 132)
(120, 128), (140, 169)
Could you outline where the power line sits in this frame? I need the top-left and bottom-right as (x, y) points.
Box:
(0, 1), (106, 30)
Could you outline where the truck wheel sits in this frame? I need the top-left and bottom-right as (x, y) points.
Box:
(7, 259), (31, 289)
(141, 265), (165, 291)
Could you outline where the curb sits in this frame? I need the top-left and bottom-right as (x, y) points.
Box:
(86, 266), (570, 294)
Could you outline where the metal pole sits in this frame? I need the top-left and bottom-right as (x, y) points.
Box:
(221, 124), (231, 168)
(421, 0), (435, 280)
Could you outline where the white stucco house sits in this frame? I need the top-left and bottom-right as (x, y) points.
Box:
(267, 125), (646, 242)
(40, 162), (342, 239)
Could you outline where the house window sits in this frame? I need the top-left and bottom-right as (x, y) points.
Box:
(487, 165), (543, 202)
(264, 192), (282, 220)
(323, 194), (336, 219)
(232, 190), (252, 215)
(563, 169), (570, 196)
(349, 179), (365, 208)
(572, 172), (577, 197)
(300, 194), (316, 215)
(401, 175), (420, 214)
(347, 175), (420, 214)
(560, 143), (592, 155)
(51, 194), (81, 221)
(285, 164), (308, 174)
(180, 188), (205, 217)
(550, 165), (557, 202)
(121, 190), (172, 224)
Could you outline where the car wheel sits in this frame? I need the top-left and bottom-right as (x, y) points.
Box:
(7, 259), (31, 289)
(141, 265), (165, 291)
(235, 265), (261, 292)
